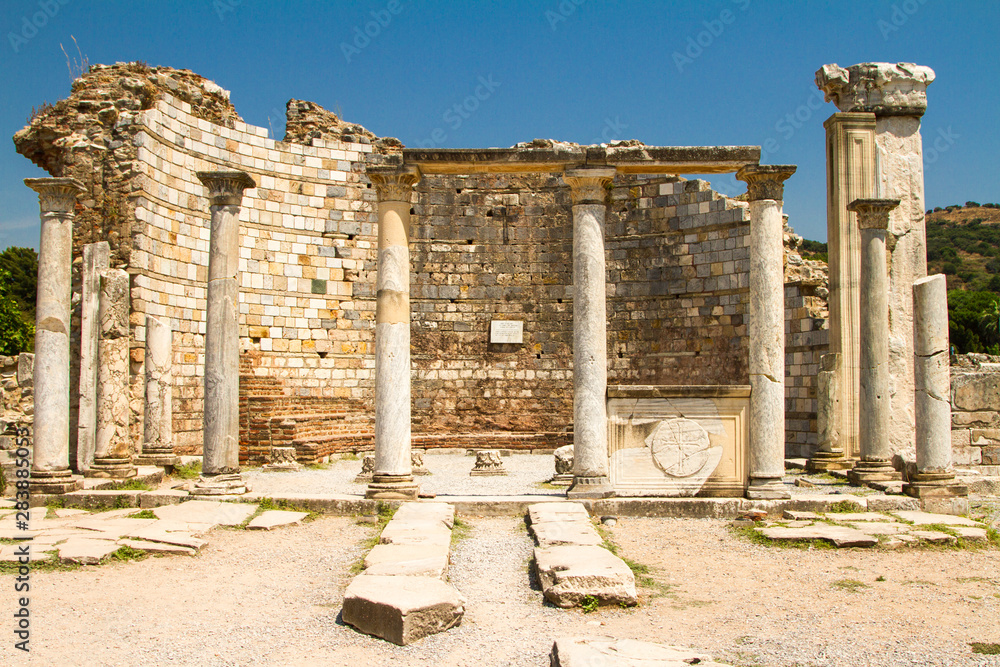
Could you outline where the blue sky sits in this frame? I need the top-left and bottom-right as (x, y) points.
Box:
(0, 0), (996, 250)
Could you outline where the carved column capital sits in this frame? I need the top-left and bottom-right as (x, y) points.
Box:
(368, 165), (421, 202)
(563, 167), (616, 205)
(816, 62), (935, 116)
(736, 164), (796, 201)
(24, 177), (85, 214)
(196, 170), (256, 206)
(848, 198), (900, 230)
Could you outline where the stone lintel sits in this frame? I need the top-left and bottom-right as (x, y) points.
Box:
(607, 384), (751, 399)
(816, 62), (935, 117)
(736, 164), (797, 201)
(848, 198), (900, 230)
(563, 167), (616, 204)
(196, 170), (256, 206)
(24, 177), (86, 213)
(367, 165), (421, 202)
(401, 145), (761, 175)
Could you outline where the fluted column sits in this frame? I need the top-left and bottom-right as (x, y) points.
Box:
(366, 165), (421, 500)
(89, 268), (136, 478)
(847, 198), (903, 485)
(904, 274), (966, 500)
(193, 170), (255, 495)
(736, 164), (796, 500)
(563, 167), (615, 499)
(137, 315), (179, 467)
(76, 241), (110, 472)
(26, 177), (85, 494)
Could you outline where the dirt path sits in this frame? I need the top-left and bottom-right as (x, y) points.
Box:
(2, 515), (999, 666)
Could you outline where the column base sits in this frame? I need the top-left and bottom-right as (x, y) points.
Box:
(191, 473), (250, 496)
(847, 459), (902, 486)
(567, 475), (614, 499)
(365, 474), (419, 500)
(30, 469), (83, 494)
(746, 477), (790, 500)
(549, 473), (574, 487)
(806, 451), (853, 472)
(85, 458), (138, 479)
(903, 471), (967, 499)
(134, 451), (180, 468)
(262, 462), (303, 472)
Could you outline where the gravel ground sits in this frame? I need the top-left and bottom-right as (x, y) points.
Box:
(243, 453), (563, 497)
(5, 512), (1000, 667)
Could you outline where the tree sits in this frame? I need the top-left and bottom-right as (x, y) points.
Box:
(981, 298), (1000, 352)
(0, 268), (33, 355)
(0, 247), (37, 322)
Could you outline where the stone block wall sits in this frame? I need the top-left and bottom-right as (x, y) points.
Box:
(950, 354), (1000, 474)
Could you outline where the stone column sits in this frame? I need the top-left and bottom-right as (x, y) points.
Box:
(89, 269), (136, 478)
(366, 165), (421, 500)
(136, 315), (179, 467)
(810, 109), (876, 463)
(25, 177), (85, 494)
(847, 198), (903, 485)
(76, 241), (110, 472)
(563, 167), (616, 499)
(904, 274), (966, 500)
(818, 62), (934, 462)
(736, 164), (796, 500)
(808, 352), (847, 471)
(193, 171), (255, 495)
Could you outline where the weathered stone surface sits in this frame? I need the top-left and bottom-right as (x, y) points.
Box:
(126, 527), (206, 550)
(824, 512), (894, 523)
(152, 500), (256, 526)
(816, 62), (934, 115)
(392, 502), (455, 529)
(247, 510), (309, 530)
(140, 315), (177, 465)
(756, 525), (877, 548)
(532, 521), (604, 548)
(77, 241), (109, 472)
(534, 545), (638, 608)
(816, 353), (842, 454)
(470, 449), (507, 476)
(261, 446), (302, 472)
(783, 510), (822, 520)
(57, 537), (121, 564)
(551, 637), (732, 667)
(951, 525), (987, 541)
(848, 522), (909, 536)
(91, 268), (134, 478)
(909, 530), (957, 544)
(342, 574), (465, 646)
(363, 543), (449, 574)
(528, 502), (590, 525)
(913, 274), (952, 476)
(953, 373), (1000, 412)
(117, 538), (195, 555)
(892, 510), (982, 527)
(354, 454), (375, 482)
(379, 520), (451, 547)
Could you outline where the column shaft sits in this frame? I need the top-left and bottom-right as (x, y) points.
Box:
(366, 166), (420, 500)
(76, 241), (109, 472)
(26, 178), (85, 494)
(139, 315), (178, 466)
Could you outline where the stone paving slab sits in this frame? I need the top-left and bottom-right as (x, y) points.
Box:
(74, 518), (159, 536)
(0, 544), (54, 562)
(126, 527), (206, 550)
(783, 510), (822, 520)
(392, 502), (455, 528)
(756, 525), (878, 548)
(893, 510), (983, 527)
(909, 530), (958, 544)
(57, 538), (121, 564)
(952, 525), (988, 541)
(532, 521), (604, 548)
(117, 539), (196, 556)
(53, 508), (91, 518)
(534, 545), (638, 608)
(848, 522), (910, 536)
(153, 500), (257, 526)
(824, 512), (895, 523)
(246, 510), (309, 531)
(363, 543), (449, 573)
(528, 502), (590, 525)
(551, 637), (732, 667)
(139, 489), (191, 508)
(342, 574), (466, 646)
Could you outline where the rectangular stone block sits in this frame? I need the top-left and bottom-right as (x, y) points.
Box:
(342, 575), (465, 646)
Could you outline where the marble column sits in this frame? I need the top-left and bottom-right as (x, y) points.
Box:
(818, 62), (935, 462)
(904, 274), (966, 499)
(809, 111), (876, 464)
(89, 269), (136, 478)
(808, 352), (847, 471)
(736, 164), (796, 500)
(136, 315), (179, 467)
(847, 198), (903, 485)
(25, 177), (85, 494)
(563, 167), (616, 499)
(366, 165), (421, 500)
(193, 170), (255, 495)
(76, 241), (109, 472)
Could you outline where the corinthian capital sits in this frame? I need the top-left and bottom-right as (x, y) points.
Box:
(196, 170), (256, 206)
(24, 177), (85, 214)
(847, 198), (900, 231)
(368, 165), (420, 202)
(736, 164), (796, 202)
(816, 62), (935, 116)
(562, 167), (616, 205)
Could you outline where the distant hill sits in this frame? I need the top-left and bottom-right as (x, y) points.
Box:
(925, 202), (1000, 293)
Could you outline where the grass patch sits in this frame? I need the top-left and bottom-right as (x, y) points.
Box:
(876, 575), (886, 582)
(831, 579), (869, 593)
(347, 503), (397, 576)
(901, 579), (938, 587)
(339, 453), (360, 461)
(171, 460), (202, 480)
(128, 510), (157, 519)
(580, 595), (599, 613)
(306, 462), (331, 470)
(533, 481), (564, 490)
(107, 478), (153, 492)
(971, 643), (1000, 655)
(956, 576), (997, 585)
(728, 524), (835, 550)
(451, 517), (472, 546)
(0, 553), (82, 574)
(109, 545), (148, 563)
(826, 500), (865, 513)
